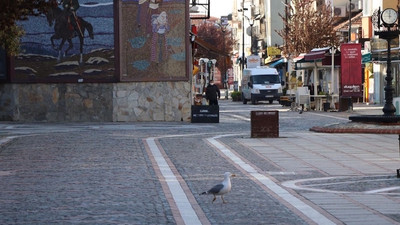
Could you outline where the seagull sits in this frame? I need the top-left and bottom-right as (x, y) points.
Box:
(200, 172), (236, 203)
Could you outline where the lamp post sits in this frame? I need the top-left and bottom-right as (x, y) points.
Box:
(216, 18), (228, 88)
(247, 16), (255, 54)
(348, 0), (352, 42)
(376, 7), (397, 116)
(238, 6), (248, 72)
(243, 15), (254, 54)
(350, 7), (400, 122)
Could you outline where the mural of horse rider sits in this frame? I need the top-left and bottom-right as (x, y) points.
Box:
(60, 0), (83, 37)
(46, 0), (94, 63)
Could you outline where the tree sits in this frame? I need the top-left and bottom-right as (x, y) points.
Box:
(196, 20), (234, 75)
(0, 0), (51, 55)
(277, 0), (340, 57)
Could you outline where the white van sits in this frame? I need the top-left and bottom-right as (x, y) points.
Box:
(241, 67), (283, 104)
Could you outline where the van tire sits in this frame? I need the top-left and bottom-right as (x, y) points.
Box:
(269, 100), (273, 104)
(242, 94), (247, 104)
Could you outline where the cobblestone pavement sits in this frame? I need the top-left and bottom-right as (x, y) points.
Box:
(0, 100), (399, 224)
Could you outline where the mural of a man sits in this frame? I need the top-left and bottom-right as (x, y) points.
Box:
(61, 0), (80, 11)
(60, 0), (82, 37)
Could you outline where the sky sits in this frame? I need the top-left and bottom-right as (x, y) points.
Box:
(210, 0), (235, 18)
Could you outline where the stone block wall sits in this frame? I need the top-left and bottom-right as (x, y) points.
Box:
(0, 82), (191, 122)
(113, 82), (191, 122)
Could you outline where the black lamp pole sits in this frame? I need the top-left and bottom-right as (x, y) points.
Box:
(374, 7), (398, 116)
(238, 5), (248, 72)
(348, 0), (352, 42)
(380, 34), (397, 116)
(242, 9), (245, 71)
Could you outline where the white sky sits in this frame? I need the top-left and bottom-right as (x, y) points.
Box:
(210, 0), (235, 18)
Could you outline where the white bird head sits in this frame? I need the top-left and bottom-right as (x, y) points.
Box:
(224, 172), (236, 178)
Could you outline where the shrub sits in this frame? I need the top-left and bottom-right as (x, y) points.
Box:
(231, 91), (242, 101)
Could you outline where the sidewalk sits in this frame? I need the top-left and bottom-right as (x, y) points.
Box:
(0, 113), (399, 224)
(224, 132), (400, 224)
(307, 103), (400, 133)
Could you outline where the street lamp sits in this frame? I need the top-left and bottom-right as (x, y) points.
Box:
(244, 15), (255, 54)
(238, 7), (248, 72)
(348, 0), (352, 42)
(215, 18), (228, 88)
(350, 7), (400, 122)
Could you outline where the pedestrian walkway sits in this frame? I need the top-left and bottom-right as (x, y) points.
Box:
(206, 132), (400, 225)
(0, 116), (399, 224)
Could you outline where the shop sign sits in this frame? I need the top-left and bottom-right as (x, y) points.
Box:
(247, 55), (261, 68)
(341, 43), (362, 97)
(267, 47), (281, 57)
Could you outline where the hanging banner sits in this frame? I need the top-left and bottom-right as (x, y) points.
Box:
(340, 43), (362, 97)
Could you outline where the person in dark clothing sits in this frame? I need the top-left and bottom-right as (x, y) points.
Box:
(60, 0), (81, 37)
(206, 82), (220, 105)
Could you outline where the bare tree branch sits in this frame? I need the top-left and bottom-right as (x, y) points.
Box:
(277, 0), (340, 57)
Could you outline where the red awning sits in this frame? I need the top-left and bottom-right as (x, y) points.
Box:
(304, 50), (327, 61)
(293, 54), (304, 62)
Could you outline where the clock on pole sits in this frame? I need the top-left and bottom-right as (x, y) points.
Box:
(381, 8), (397, 26)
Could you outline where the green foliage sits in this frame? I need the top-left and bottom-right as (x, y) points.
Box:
(0, 0), (51, 55)
(0, 25), (25, 55)
(230, 91), (242, 101)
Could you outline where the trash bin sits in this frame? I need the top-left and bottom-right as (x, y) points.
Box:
(251, 111), (279, 138)
(339, 97), (353, 112)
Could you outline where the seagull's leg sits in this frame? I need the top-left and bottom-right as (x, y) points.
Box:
(212, 195), (216, 203)
(221, 195), (227, 204)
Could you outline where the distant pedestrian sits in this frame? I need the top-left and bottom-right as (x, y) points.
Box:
(206, 82), (220, 105)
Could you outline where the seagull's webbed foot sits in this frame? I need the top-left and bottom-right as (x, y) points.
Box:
(221, 195), (227, 204)
(212, 195), (216, 203)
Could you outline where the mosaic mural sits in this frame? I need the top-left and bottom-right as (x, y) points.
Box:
(120, 0), (188, 81)
(13, 0), (116, 82)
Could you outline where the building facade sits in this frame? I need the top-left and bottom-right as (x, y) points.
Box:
(0, 0), (192, 122)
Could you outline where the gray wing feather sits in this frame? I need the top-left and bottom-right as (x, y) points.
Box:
(208, 184), (224, 194)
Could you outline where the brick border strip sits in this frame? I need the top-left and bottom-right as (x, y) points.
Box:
(310, 126), (400, 134)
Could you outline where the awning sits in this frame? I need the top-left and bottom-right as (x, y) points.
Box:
(304, 47), (331, 61)
(293, 54), (305, 62)
(268, 58), (284, 68)
(304, 51), (326, 61)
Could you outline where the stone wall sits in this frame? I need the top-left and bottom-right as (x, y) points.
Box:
(113, 82), (191, 122)
(0, 82), (191, 122)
